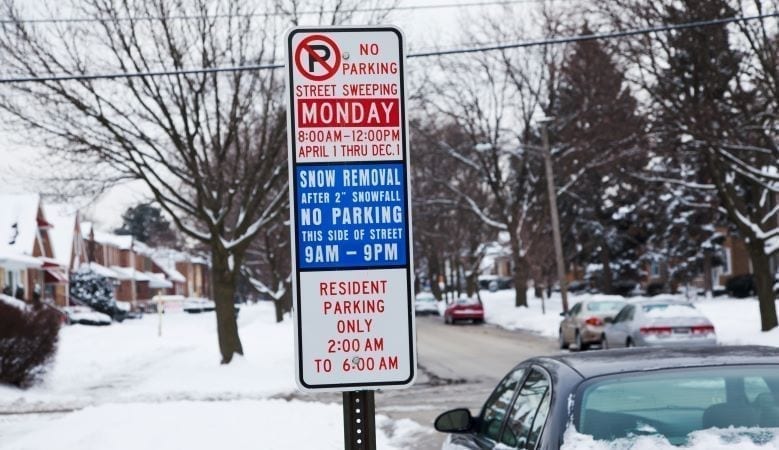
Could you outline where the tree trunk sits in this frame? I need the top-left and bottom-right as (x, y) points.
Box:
(211, 248), (244, 364)
(746, 243), (778, 332)
(274, 287), (292, 323)
(600, 244), (613, 294)
(702, 250), (713, 299)
(512, 246), (528, 307)
(465, 269), (479, 298)
(429, 256), (443, 301)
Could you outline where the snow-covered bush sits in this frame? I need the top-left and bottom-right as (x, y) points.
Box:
(69, 268), (120, 319)
(0, 300), (61, 387)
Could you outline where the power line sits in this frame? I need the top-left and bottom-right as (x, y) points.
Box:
(0, 0), (572, 25)
(0, 11), (775, 84)
(409, 11), (779, 57)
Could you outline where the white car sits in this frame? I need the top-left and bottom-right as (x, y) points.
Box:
(414, 292), (440, 316)
(183, 298), (216, 313)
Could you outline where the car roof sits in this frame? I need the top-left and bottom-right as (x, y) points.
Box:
(535, 346), (779, 379)
(628, 298), (692, 305)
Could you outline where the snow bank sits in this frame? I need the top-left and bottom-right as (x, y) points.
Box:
(0, 400), (424, 450)
(0, 302), (426, 449)
(0, 302), (297, 408)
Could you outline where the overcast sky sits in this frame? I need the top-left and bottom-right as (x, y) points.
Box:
(0, 0), (537, 229)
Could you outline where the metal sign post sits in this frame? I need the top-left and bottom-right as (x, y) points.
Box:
(343, 390), (376, 450)
(285, 25), (415, 450)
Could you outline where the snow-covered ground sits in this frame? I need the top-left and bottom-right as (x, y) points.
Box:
(0, 303), (427, 450)
(480, 289), (779, 347)
(3, 291), (777, 449)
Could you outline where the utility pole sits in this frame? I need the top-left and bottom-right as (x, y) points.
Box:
(540, 119), (570, 313)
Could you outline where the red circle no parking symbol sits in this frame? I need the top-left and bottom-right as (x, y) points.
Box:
(294, 35), (341, 81)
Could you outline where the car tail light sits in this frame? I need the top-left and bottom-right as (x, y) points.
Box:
(640, 326), (673, 335)
(691, 325), (715, 334)
(584, 317), (603, 326)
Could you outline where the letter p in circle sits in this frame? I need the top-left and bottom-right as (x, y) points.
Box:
(295, 34), (341, 82)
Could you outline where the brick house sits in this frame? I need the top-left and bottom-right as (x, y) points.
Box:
(0, 194), (69, 306)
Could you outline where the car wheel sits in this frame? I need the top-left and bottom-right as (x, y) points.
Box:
(444, 315), (451, 324)
(575, 331), (589, 351)
(601, 334), (609, 350)
(474, 318), (484, 324)
(626, 338), (634, 348)
(558, 329), (569, 350)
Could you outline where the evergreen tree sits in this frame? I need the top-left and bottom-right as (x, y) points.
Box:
(547, 25), (647, 294)
(115, 203), (179, 248)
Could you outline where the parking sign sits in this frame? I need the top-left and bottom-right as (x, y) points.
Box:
(285, 27), (416, 391)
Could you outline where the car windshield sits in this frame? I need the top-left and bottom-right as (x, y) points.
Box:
(586, 301), (625, 313)
(642, 303), (702, 318)
(576, 366), (779, 446)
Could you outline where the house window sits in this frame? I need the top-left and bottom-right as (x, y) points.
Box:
(650, 260), (661, 277)
(719, 248), (731, 275)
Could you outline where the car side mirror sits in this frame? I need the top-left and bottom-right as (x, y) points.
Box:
(434, 408), (473, 433)
(559, 311), (567, 317)
(604, 317), (614, 324)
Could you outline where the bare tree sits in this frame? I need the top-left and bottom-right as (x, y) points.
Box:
(409, 119), (493, 301)
(421, 38), (550, 307)
(273, 0), (398, 26)
(0, 0), (290, 363)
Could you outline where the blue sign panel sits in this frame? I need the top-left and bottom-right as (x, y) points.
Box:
(295, 162), (408, 270)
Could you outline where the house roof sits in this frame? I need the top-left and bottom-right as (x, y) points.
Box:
(0, 193), (41, 259)
(81, 222), (133, 250)
(44, 203), (80, 268)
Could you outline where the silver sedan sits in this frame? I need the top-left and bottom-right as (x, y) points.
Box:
(603, 301), (717, 348)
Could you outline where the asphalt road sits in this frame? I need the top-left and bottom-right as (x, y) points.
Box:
(287, 314), (560, 449)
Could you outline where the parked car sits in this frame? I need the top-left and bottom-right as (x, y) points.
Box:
(414, 292), (440, 316)
(479, 276), (513, 292)
(61, 306), (112, 326)
(435, 346), (779, 449)
(558, 299), (626, 351)
(444, 296), (484, 324)
(183, 298), (216, 313)
(602, 300), (716, 348)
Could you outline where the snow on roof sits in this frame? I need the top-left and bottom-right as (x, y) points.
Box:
(0, 193), (41, 259)
(157, 265), (186, 283)
(88, 262), (121, 279)
(136, 246), (208, 283)
(45, 203), (80, 268)
(145, 272), (173, 289)
(137, 245), (208, 265)
(81, 222), (133, 250)
(109, 266), (152, 282)
(0, 249), (43, 268)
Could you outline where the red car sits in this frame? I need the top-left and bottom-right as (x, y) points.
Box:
(444, 296), (484, 324)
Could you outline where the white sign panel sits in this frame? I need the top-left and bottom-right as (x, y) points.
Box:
(285, 26), (416, 391)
